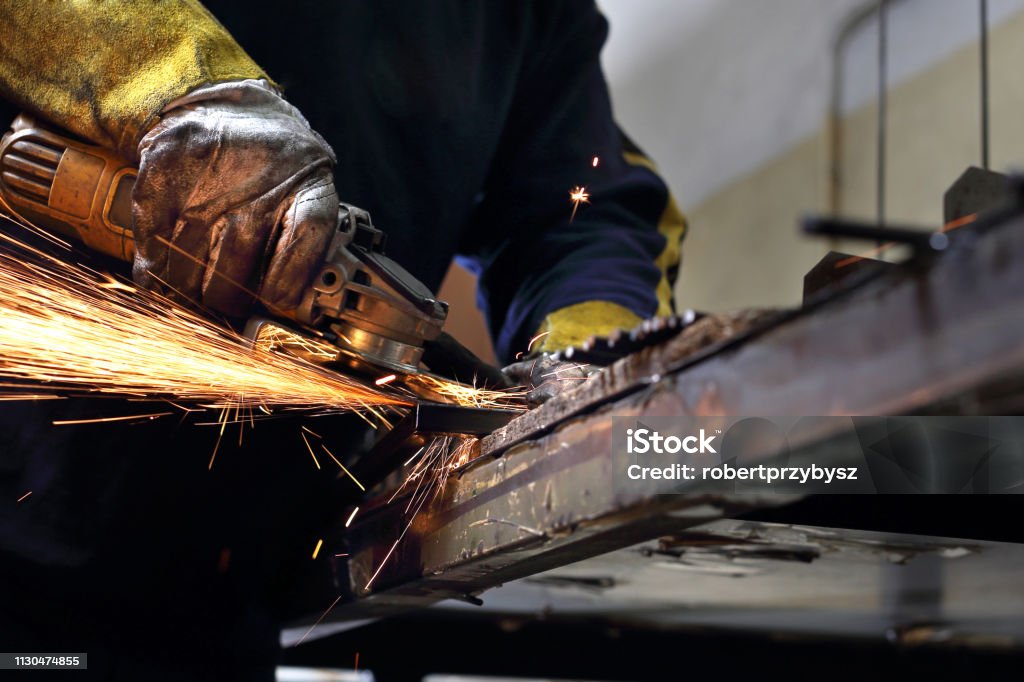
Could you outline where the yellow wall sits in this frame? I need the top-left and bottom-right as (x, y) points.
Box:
(675, 8), (1024, 312)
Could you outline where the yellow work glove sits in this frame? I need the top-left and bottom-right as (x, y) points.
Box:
(503, 301), (642, 406)
(0, 0), (268, 158)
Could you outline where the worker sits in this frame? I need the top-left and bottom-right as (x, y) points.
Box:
(0, 1), (685, 679)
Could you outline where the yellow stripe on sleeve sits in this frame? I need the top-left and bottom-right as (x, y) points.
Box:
(622, 150), (686, 317)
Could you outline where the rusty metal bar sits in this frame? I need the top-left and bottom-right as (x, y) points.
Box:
(310, 209), (1024, 625)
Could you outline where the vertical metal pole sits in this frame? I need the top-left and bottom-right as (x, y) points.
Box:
(829, 2), (895, 219)
(877, 0), (888, 236)
(980, 0), (990, 170)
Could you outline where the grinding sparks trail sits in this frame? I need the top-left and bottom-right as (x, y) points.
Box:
(368, 436), (477, 590)
(569, 186), (590, 223)
(403, 373), (527, 410)
(0, 214), (409, 416)
(322, 444), (365, 491)
(53, 412), (174, 425)
(294, 595), (343, 647)
(0, 206), (530, 643)
(297, 436), (480, 642)
(301, 432), (322, 470)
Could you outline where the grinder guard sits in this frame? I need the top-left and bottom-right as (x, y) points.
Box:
(291, 204), (448, 374)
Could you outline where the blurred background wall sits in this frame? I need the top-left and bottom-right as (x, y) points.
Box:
(438, 0), (1024, 363)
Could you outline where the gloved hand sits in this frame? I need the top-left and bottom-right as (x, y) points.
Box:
(503, 353), (601, 407)
(132, 79), (338, 317)
(502, 301), (642, 406)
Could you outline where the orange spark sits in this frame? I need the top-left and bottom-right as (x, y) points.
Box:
(0, 395), (63, 401)
(52, 412), (173, 425)
(541, 362), (589, 378)
(592, 156), (600, 167)
(345, 507), (360, 528)
(321, 444), (365, 491)
(208, 406), (230, 470)
(16, 491), (32, 503)
(294, 594), (343, 647)
(301, 432), (321, 470)
(404, 446), (426, 467)
(527, 330), (550, 353)
(312, 538), (323, 560)
(365, 518), (413, 590)
(95, 275), (136, 292)
(375, 374), (397, 386)
(834, 213), (978, 270)
(569, 185), (590, 223)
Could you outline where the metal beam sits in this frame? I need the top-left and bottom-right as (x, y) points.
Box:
(311, 207), (1024, 625)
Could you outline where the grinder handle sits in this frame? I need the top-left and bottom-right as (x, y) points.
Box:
(0, 114), (136, 261)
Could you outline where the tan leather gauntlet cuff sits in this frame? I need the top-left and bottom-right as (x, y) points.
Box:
(0, 0), (269, 158)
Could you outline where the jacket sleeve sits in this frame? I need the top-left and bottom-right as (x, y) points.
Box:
(0, 0), (268, 158)
(459, 1), (685, 362)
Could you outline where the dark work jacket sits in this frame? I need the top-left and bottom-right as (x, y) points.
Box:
(0, 2), (680, 679)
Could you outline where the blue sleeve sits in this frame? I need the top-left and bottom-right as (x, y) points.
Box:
(458, 1), (683, 362)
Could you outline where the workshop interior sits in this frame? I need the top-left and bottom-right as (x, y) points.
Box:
(1, 0), (1023, 680)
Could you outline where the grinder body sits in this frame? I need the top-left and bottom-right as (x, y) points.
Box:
(0, 114), (136, 260)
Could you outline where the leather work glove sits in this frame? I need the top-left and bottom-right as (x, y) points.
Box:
(503, 301), (642, 406)
(132, 79), (339, 316)
(503, 353), (602, 407)
(1, 3), (335, 316)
